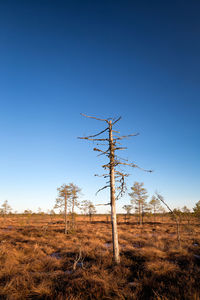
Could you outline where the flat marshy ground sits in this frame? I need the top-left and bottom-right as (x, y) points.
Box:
(0, 215), (199, 299)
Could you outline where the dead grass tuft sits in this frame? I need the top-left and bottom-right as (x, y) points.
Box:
(145, 260), (179, 275)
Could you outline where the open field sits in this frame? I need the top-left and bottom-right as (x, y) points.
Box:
(0, 214), (199, 300)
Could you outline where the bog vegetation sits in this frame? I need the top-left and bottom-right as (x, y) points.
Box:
(0, 115), (199, 299)
(0, 209), (200, 299)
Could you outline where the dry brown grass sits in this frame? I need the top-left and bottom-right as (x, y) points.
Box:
(0, 214), (199, 299)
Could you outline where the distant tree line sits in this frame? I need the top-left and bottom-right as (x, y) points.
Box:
(1, 196), (200, 225)
(122, 181), (200, 226)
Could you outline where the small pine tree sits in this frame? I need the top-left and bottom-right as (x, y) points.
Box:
(122, 205), (132, 223)
(68, 183), (81, 229)
(81, 200), (96, 222)
(1, 200), (12, 216)
(129, 182), (148, 225)
(193, 200), (200, 220)
(54, 184), (71, 234)
(182, 206), (191, 225)
(149, 195), (162, 224)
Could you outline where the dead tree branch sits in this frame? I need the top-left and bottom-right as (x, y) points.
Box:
(80, 113), (109, 122)
(156, 193), (181, 247)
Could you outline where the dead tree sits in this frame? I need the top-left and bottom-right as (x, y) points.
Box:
(156, 193), (181, 247)
(79, 114), (152, 264)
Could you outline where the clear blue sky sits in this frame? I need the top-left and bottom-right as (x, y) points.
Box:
(0, 0), (199, 213)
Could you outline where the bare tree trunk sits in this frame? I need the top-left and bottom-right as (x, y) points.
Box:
(142, 204), (144, 224)
(156, 193), (181, 247)
(64, 194), (68, 234)
(139, 201), (142, 225)
(72, 198), (75, 230)
(109, 121), (120, 264)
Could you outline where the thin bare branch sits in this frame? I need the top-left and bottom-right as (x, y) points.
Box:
(116, 174), (127, 200)
(96, 203), (111, 206)
(114, 140), (122, 145)
(114, 147), (127, 151)
(102, 164), (110, 169)
(80, 113), (108, 122)
(156, 193), (173, 213)
(84, 127), (109, 138)
(73, 248), (84, 270)
(78, 137), (108, 141)
(116, 161), (153, 172)
(106, 180), (111, 184)
(97, 152), (109, 157)
(114, 155), (128, 162)
(115, 170), (129, 177)
(94, 174), (109, 178)
(115, 133), (139, 140)
(95, 185), (110, 195)
(93, 148), (110, 156)
(112, 116), (122, 125)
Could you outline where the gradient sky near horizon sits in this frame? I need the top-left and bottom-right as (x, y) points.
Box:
(0, 0), (199, 213)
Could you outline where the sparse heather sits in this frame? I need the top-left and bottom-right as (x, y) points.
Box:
(0, 214), (199, 300)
